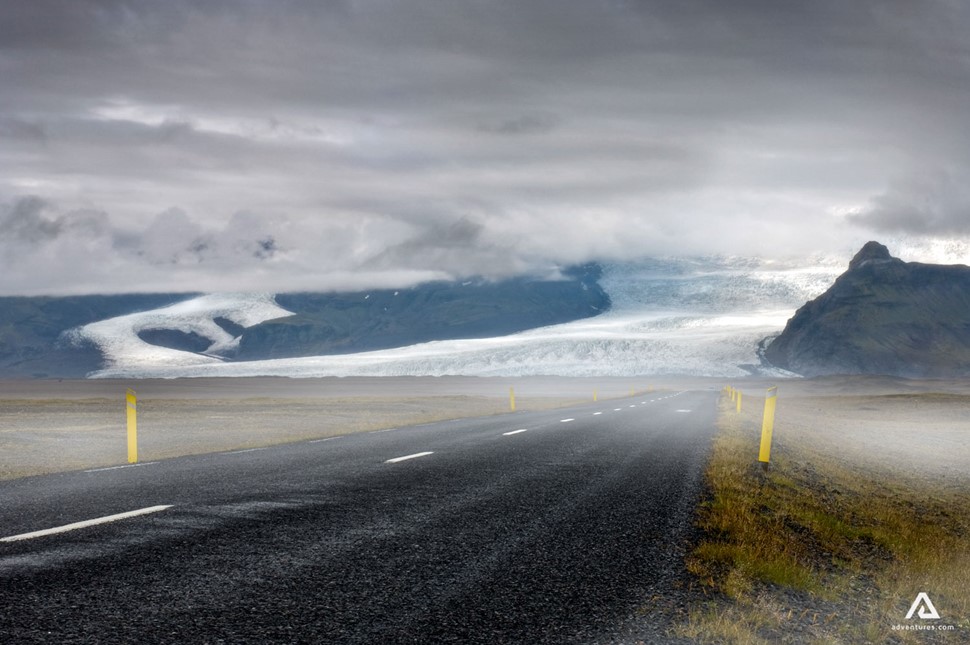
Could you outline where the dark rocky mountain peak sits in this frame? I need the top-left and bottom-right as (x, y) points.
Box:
(764, 242), (970, 378)
(848, 240), (895, 270)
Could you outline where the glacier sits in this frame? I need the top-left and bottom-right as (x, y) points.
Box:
(70, 293), (293, 371)
(82, 257), (842, 379)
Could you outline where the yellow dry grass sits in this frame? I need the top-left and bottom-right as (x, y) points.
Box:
(678, 390), (970, 643)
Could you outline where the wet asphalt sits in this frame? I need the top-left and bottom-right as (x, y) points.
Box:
(0, 390), (716, 644)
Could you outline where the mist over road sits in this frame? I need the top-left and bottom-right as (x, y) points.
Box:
(0, 390), (716, 643)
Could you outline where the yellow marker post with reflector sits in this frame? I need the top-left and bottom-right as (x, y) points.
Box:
(736, 390), (742, 413)
(759, 386), (778, 469)
(509, 386), (516, 412)
(126, 388), (138, 464)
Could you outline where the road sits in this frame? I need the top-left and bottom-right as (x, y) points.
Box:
(0, 389), (717, 644)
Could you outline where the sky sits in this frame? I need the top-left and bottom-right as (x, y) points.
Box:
(2, 0), (969, 295)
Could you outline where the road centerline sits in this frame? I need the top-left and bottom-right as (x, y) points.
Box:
(503, 429), (529, 436)
(385, 451), (434, 464)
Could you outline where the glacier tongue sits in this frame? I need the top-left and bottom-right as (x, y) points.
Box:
(74, 293), (293, 371)
(86, 258), (840, 379)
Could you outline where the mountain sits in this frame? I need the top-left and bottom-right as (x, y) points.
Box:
(85, 258), (840, 380)
(236, 264), (608, 360)
(763, 242), (970, 378)
(4, 257), (861, 380)
(0, 294), (196, 378)
(0, 264), (610, 378)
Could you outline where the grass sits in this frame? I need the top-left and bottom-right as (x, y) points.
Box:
(677, 391), (970, 643)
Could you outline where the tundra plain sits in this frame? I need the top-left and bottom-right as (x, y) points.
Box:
(2, 375), (968, 482)
(2, 375), (969, 642)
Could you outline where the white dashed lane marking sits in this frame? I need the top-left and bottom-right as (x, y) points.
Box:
(503, 429), (529, 436)
(1, 505), (173, 543)
(385, 452), (434, 464)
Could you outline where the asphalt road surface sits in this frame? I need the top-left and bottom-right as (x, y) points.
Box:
(0, 389), (717, 644)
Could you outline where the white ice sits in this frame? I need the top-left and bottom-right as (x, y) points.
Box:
(84, 258), (842, 379)
(69, 293), (293, 370)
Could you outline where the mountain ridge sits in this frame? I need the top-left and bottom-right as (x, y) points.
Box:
(764, 242), (970, 377)
(0, 265), (610, 378)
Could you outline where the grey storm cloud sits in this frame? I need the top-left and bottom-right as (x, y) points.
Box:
(0, 196), (63, 244)
(0, 196), (111, 246)
(850, 171), (970, 236)
(0, 196), (283, 287)
(1, 0), (969, 293)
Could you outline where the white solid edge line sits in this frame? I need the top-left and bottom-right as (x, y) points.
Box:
(85, 462), (158, 473)
(385, 451), (434, 464)
(225, 447), (267, 455)
(503, 429), (529, 436)
(1, 505), (173, 543)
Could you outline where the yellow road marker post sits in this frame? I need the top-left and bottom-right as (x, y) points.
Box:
(736, 390), (742, 413)
(759, 386), (778, 471)
(126, 388), (138, 464)
(593, 389), (598, 402)
(509, 386), (516, 412)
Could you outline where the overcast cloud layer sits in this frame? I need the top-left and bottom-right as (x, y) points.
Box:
(2, 0), (969, 294)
